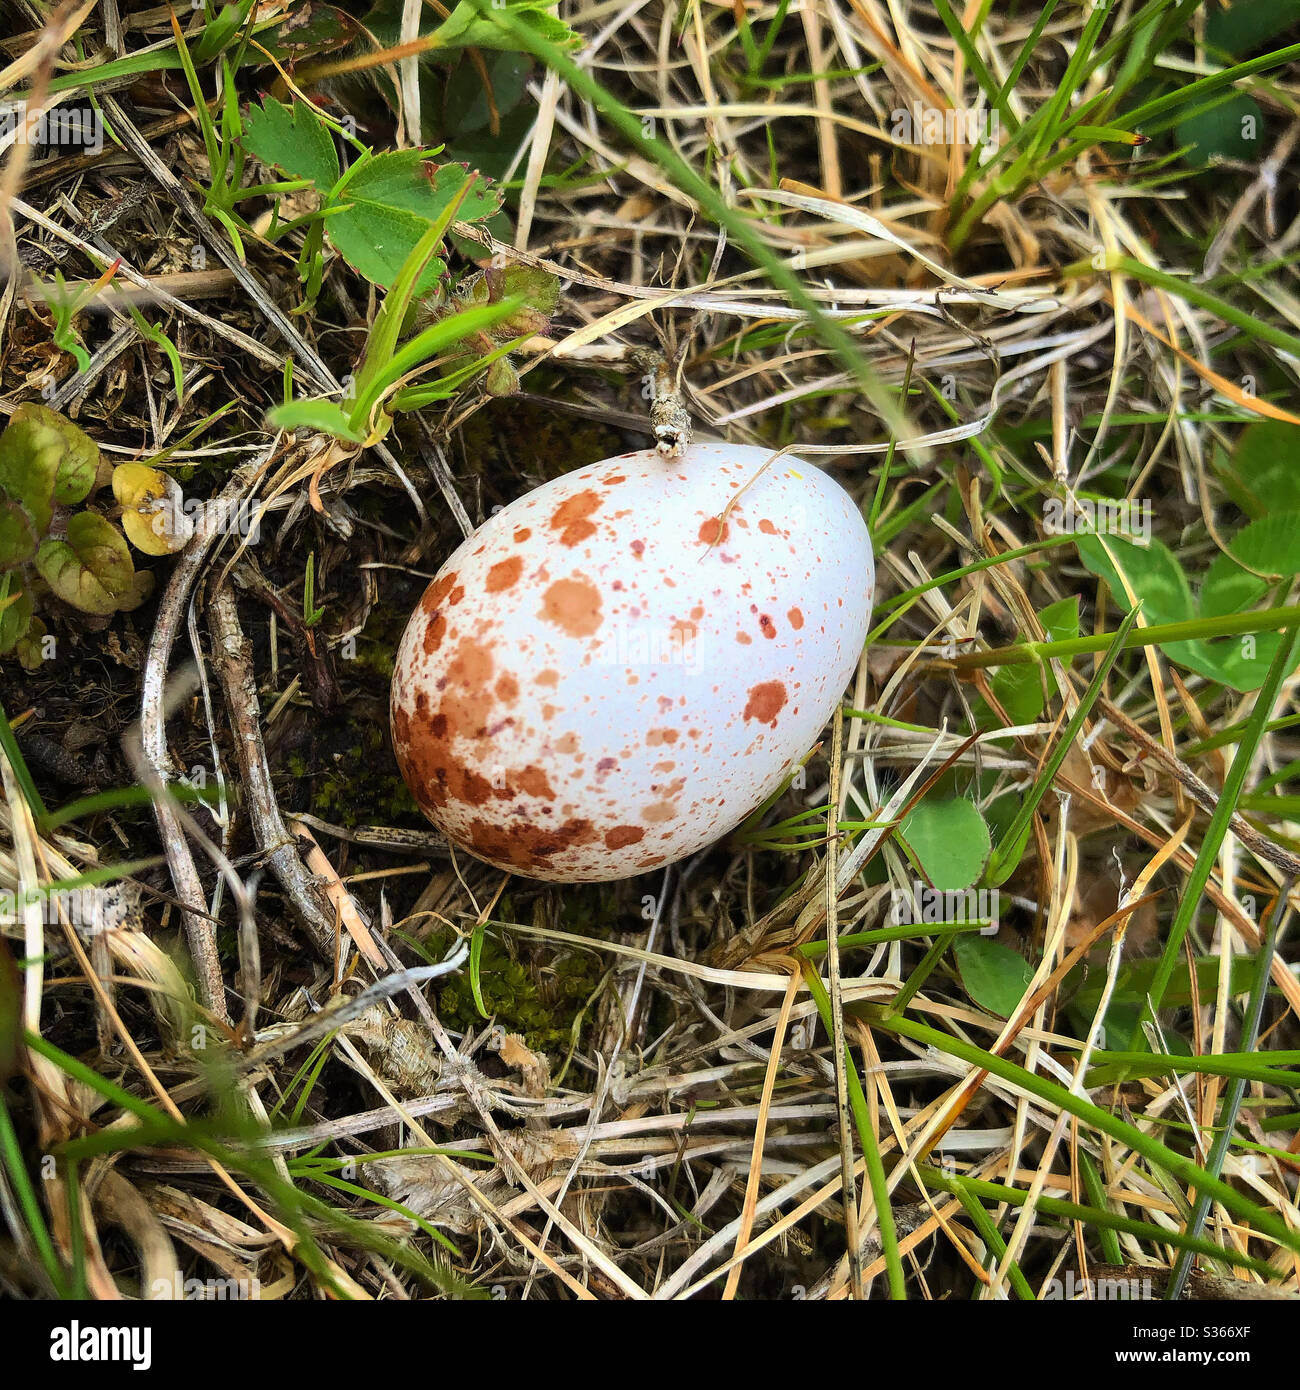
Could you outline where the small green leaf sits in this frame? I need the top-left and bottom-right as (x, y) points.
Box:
(1174, 91), (1263, 165)
(328, 151), (502, 291)
(1217, 421), (1300, 516)
(1206, 0), (1300, 57)
(989, 595), (1078, 724)
(35, 513), (134, 615)
(899, 796), (991, 891)
(434, 0), (581, 53)
(468, 921), (489, 1019)
(443, 51), (532, 135)
(952, 933), (1033, 1019)
(1073, 952), (1256, 1019)
(0, 499), (37, 570)
(242, 95), (340, 191)
(267, 399), (367, 444)
(262, 3), (361, 60)
(1075, 532), (1192, 628)
(1199, 550), (1270, 620)
(1226, 510), (1300, 578)
(13, 613), (44, 668)
(0, 404), (100, 535)
(0, 577), (32, 654)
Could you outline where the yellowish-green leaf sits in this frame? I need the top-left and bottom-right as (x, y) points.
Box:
(35, 513), (134, 615)
(0, 404), (100, 535)
(0, 498), (38, 570)
(112, 462), (193, 556)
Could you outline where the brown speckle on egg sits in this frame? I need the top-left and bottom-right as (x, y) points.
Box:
(540, 576), (603, 636)
(743, 680), (787, 726)
(550, 489), (602, 547)
(486, 556), (523, 592)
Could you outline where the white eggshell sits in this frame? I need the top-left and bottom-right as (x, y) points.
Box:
(390, 442), (874, 882)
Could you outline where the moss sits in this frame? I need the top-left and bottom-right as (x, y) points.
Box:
(456, 389), (627, 497)
(423, 921), (604, 1056)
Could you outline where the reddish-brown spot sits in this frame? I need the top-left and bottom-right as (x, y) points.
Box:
(515, 765), (555, 799)
(605, 825), (644, 850)
(494, 674), (519, 703)
(642, 801), (677, 824)
(788, 607), (804, 630)
(446, 639), (492, 692)
(743, 680), (788, 726)
(604, 473), (626, 485)
(449, 586), (466, 605)
(759, 519), (777, 535)
(423, 613), (448, 654)
(464, 816), (597, 870)
(541, 576), (603, 637)
(596, 757), (617, 773)
(736, 632), (752, 645)
(759, 614), (776, 639)
(549, 489), (602, 547)
(535, 669), (559, 686)
(554, 733), (580, 754)
(653, 760), (676, 773)
(630, 539), (645, 558)
(513, 526), (532, 543)
(698, 516), (730, 545)
(637, 855), (666, 868)
(541, 703), (559, 721)
(425, 571), (459, 608)
(690, 605), (704, 620)
(486, 555), (523, 592)
(646, 728), (679, 746)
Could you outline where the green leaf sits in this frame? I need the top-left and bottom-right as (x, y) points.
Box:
(1073, 953), (1256, 1022)
(1206, 0), (1300, 58)
(261, 3), (361, 61)
(35, 513), (134, 615)
(899, 796), (991, 891)
(1218, 421), (1300, 517)
(242, 95), (340, 190)
(267, 400), (367, 444)
(989, 595), (1078, 724)
(1226, 510), (1300, 577)
(952, 933), (1033, 1019)
(0, 576), (32, 654)
(1174, 91), (1263, 165)
(1199, 550), (1270, 620)
(1175, 634), (1284, 692)
(443, 51), (532, 136)
(12, 616), (45, 669)
(434, 0), (580, 53)
(1075, 532), (1192, 628)
(328, 151), (502, 291)
(1072, 532), (1285, 690)
(0, 404), (100, 536)
(0, 499), (37, 570)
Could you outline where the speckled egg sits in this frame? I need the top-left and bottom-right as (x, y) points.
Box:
(390, 442), (874, 882)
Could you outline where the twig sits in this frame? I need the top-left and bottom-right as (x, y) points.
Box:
(137, 464), (269, 1022)
(208, 580), (339, 963)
